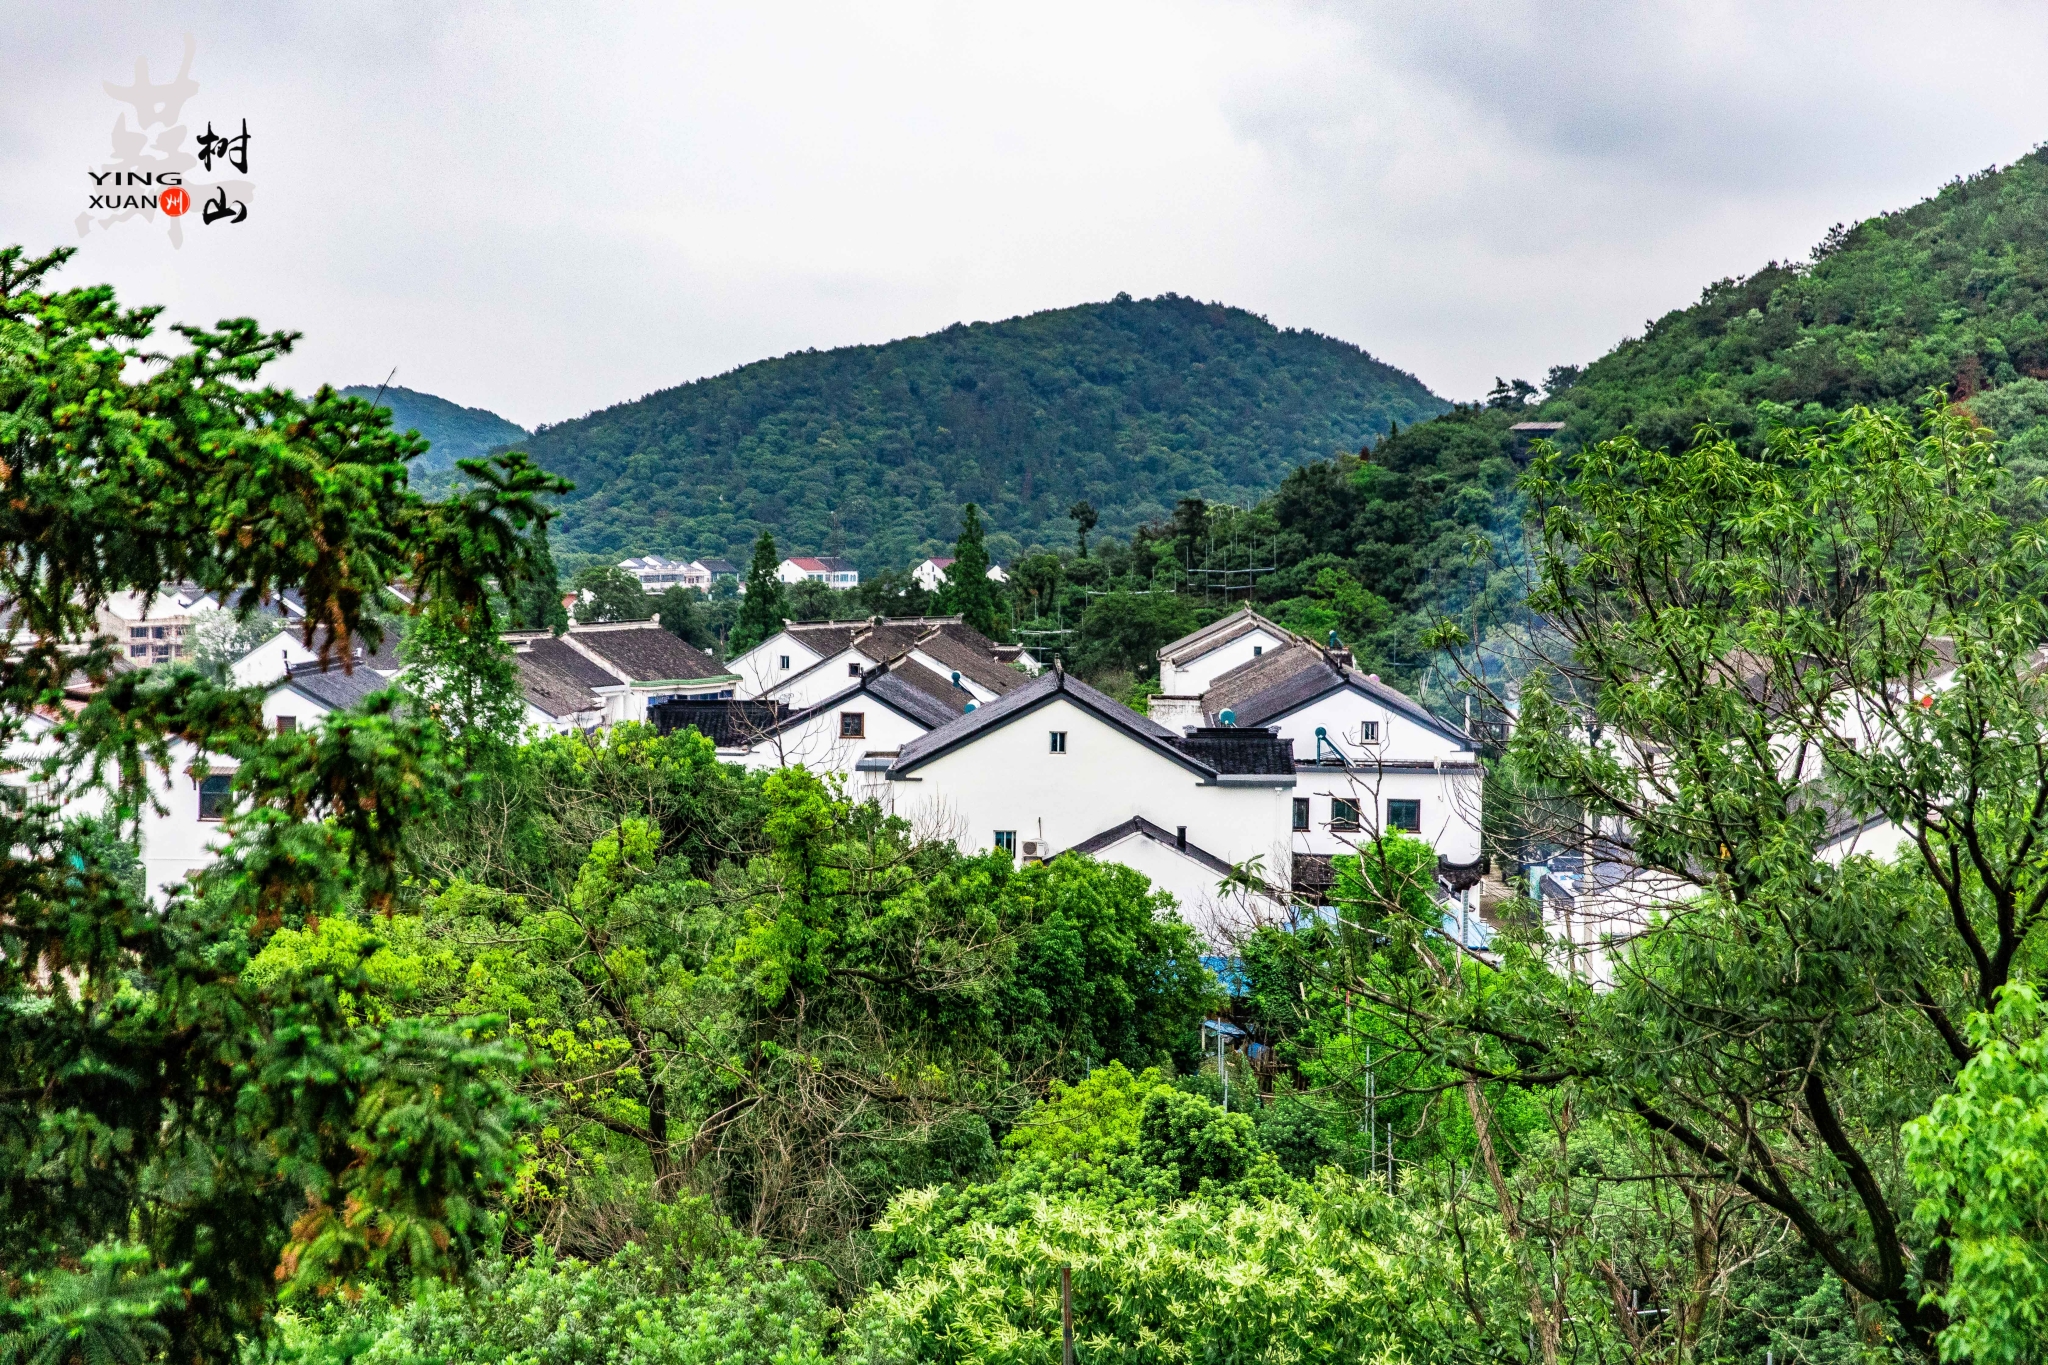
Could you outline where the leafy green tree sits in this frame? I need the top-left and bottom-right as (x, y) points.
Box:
(728, 532), (786, 655)
(401, 600), (525, 755)
(1907, 980), (2048, 1364)
(186, 606), (285, 682)
(654, 584), (714, 650)
(1069, 590), (1201, 680)
(1068, 498), (1097, 558)
(0, 244), (559, 1356)
(1406, 400), (2048, 1354)
(507, 522), (570, 634)
(943, 503), (1008, 640)
(571, 564), (652, 623)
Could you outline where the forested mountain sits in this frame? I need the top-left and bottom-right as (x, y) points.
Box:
(337, 383), (528, 474)
(514, 294), (1447, 570)
(979, 147), (2048, 694)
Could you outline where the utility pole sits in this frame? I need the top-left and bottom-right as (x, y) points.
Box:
(1061, 1264), (1075, 1365)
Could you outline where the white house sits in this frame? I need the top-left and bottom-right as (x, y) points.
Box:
(686, 558), (740, 591)
(911, 557), (1009, 592)
(1153, 609), (1296, 697)
(656, 658), (970, 801)
(99, 584), (221, 665)
(777, 556), (860, 590)
(882, 665), (1297, 945)
(618, 555), (695, 592)
(730, 616), (1029, 702)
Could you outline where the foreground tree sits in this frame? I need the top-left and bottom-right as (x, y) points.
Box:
(728, 532), (786, 655)
(1401, 399), (2048, 1355)
(0, 245), (562, 1356)
(942, 503), (1008, 640)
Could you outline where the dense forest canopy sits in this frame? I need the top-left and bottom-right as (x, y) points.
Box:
(510, 293), (1447, 571)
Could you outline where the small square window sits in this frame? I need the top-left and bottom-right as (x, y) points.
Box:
(276, 716), (297, 734)
(1253, 645), (1263, 656)
(994, 830), (1017, 855)
(1330, 797), (1361, 831)
(1359, 720), (1380, 743)
(839, 711), (865, 738)
(1048, 731), (1067, 754)
(197, 774), (233, 821)
(779, 655), (791, 670)
(1291, 797), (1310, 831)
(1388, 798), (1422, 833)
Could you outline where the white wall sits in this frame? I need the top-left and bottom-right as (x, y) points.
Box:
(231, 632), (319, 687)
(1161, 626), (1291, 694)
(741, 697), (934, 804)
(1289, 765), (1483, 863)
(1072, 827), (1288, 948)
(1261, 687), (1470, 766)
(765, 650), (873, 707)
(732, 630), (823, 699)
(887, 695), (1292, 876)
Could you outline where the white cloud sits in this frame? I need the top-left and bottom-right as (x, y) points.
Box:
(4, 0), (2046, 428)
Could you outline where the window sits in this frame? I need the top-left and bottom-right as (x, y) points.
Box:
(1359, 720), (1380, 743)
(152, 644), (172, 658)
(848, 662), (862, 676)
(130, 626), (148, 639)
(839, 711), (865, 738)
(1048, 731), (1067, 754)
(197, 774), (232, 821)
(1292, 797), (1310, 831)
(152, 625), (169, 639)
(129, 644), (148, 658)
(1330, 797), (1361, 831)
(1253, 645), (1263, 656)
(994, 830), (1017, 855)
(779, 655), (791, 670)
(1388, 798), (1422, 833)
(276, 716), (297, 734)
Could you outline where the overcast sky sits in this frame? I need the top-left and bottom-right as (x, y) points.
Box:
(5, 2), (2047, 429)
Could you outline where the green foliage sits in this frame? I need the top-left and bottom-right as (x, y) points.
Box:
(653, 584), (714, 650)
(0, 243), (562, 1357)
(0, 1240), (184, 1365)
(729, 532), (786, 655)
(1002, 1062), (1167, 1167)
(260, 1242), (831, 1365)
(506, 523), (570, 634)
(1907, 981), (2048, 1364)
(336, 384), (527, 477)
(519, 294), (1446, 570)
(1068, 590), (1200, 681)
(187, 607), (285, 682)
(942, 503), (1008, 640)
(570, 564), (652, 623)
(399, 603), (524, 754)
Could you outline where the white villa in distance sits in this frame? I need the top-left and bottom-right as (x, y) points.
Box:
(777, 556), (860, 590)
(911, 557), (1009, 592)
(617, 556), (741, 593)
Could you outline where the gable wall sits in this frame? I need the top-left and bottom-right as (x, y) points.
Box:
(1163, 627), (1290, 695)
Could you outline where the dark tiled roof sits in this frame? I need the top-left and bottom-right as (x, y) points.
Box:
(915, 631), (1022, 695)
(521, 635), (619, 690)
(894, 667), (1209, 776)
(568, 625), (726, 683)
(785, 622), (862, 656)
(514, 650), (603, 719)
(1159, 609), (1291, 667)
(651, 699), (790, 746)
(695, 558), (739, 575)
(873, 660), (973, 726)
(855, 625), (922, 661)
(1202, 642), (1323, 719)
(280, 659), (391, 711)
(931, 620), (999, 654)
(1066, 816), (1240, 879)
(1169, 726), (1295, 776)
(1227, 656), (1473, 749)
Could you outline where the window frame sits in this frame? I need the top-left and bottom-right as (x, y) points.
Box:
(839, 711), (865, 739)
(1048, 730), (1068, 754)
(275, 716), (298, 734)
(778, 654), (791, 670)
(197, 773), (234, 822)
(1291, 797), (1310, 831)
(1387, 798), (1422, 833)
(1329, 796), (1362, 831)
(994, 830), (1017, 855)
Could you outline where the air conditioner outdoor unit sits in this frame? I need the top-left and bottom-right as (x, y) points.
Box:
(1020, 840), (1049, 862)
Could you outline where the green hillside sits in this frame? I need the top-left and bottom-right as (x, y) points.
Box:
(337, 383), (527, 474)
(1029, 148), (2048, 690)
(514, 293), (1447, 570)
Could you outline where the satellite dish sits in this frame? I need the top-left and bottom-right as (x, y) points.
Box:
(1219, 709), (1236, 727)
(1315, 725), (1328, 738)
